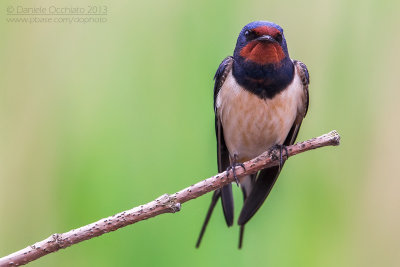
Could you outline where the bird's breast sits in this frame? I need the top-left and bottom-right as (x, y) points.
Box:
(216, 68), (304, 162)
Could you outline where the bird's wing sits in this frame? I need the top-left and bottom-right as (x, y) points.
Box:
(214, 56), (235, 227)
(284, 60), (309, 145)
(237, 60), (310, 226)
(196, 56), (234, 247)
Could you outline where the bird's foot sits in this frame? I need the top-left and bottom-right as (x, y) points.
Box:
(226, 154), (245, 186)
(271, 144), (289, 171)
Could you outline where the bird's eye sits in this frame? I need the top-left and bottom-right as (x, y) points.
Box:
(275, 33), (283, 43)
(244, 30), (256, 40)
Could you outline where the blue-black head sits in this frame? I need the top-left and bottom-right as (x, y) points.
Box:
(232, 21), (295, 99)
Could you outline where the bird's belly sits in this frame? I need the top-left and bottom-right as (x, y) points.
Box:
(216, 72), (303, 162)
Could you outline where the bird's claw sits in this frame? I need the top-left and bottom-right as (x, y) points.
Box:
(274, 144), (289, 171)
(226, 155), (245, 186)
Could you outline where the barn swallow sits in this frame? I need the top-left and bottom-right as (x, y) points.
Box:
(196, 21), (310, 248)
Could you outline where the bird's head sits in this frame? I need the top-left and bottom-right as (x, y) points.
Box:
(231, 21), (294, 99)
(233, 21), (289, 66)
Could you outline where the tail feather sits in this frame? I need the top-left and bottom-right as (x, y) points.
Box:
(238, 166), (281, 226)
(238, 174), (256, 248)
(196, 190), (221, 248)
(239, 225), (245, 249)
(221, 184), (234, 226)
(196, 183), (234, 248)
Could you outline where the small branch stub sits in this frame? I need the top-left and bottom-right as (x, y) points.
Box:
(0, 130), (340, 267)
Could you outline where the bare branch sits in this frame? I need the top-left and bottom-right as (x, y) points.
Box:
(0, 130), (340, 266)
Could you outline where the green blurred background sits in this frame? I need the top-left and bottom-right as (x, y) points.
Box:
(1, 0), (400, 266)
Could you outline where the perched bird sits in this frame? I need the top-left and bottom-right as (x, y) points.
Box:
(196, 21), (310, 248)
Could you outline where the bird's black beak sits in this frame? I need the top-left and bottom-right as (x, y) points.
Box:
(256, 35), (276, 43)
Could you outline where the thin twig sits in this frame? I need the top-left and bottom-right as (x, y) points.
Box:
(0, 130), (340, 266)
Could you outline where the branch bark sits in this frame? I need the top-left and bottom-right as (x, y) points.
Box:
(0, 130), (340, 266)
